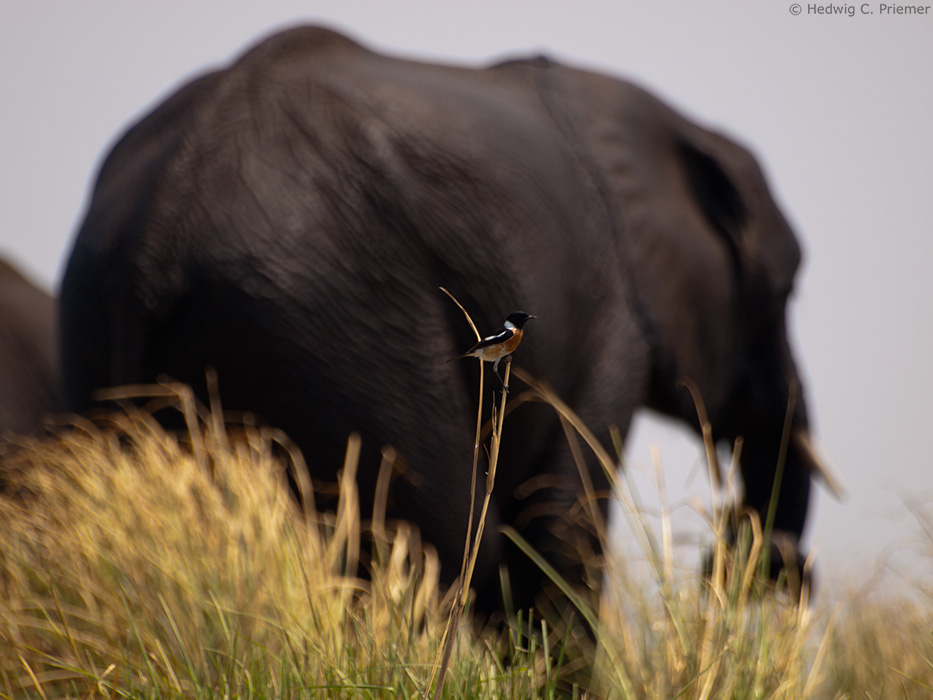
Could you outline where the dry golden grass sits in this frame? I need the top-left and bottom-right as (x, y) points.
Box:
(816, 503), (933, 700)
(0, 379), (930, 699)
(0, 397), (464, 698)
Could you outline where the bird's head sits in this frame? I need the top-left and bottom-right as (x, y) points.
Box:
(505, 311), (536, 329)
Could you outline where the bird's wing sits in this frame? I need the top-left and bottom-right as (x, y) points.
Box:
(468, 326), (513, 352)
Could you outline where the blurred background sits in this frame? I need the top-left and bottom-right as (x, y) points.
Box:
(2, 1), (930, 591)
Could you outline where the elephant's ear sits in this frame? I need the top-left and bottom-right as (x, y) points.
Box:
(677, 139), (747, 270)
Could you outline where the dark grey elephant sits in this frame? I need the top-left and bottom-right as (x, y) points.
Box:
(0, 257), (58, 437)
(60, 26), (833, 615)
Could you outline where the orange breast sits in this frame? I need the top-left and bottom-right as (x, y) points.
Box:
(502, 328), (523, 354)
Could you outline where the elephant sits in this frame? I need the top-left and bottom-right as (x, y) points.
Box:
(60, 25), (835, 617)
(0, 257), (58, 437)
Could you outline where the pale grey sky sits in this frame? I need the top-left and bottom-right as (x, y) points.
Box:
(2, 1), (931, 588)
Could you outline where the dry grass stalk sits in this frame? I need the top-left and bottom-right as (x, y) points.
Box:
(429, 288), (513, 700)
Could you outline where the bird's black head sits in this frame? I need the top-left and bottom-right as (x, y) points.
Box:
(505, 311), (536, 329)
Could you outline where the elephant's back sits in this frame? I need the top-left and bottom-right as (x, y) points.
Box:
(64, 26), (618, 349)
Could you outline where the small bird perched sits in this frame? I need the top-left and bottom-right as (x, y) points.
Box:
(447, 311), (536, 390)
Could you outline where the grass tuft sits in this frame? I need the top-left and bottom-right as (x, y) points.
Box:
(0, 400), (460, 698)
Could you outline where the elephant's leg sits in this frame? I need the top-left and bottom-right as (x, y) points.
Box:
(738, 433), (813, 593)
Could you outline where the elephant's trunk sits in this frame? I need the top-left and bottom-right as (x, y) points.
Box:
(790, 429), (845, 500)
